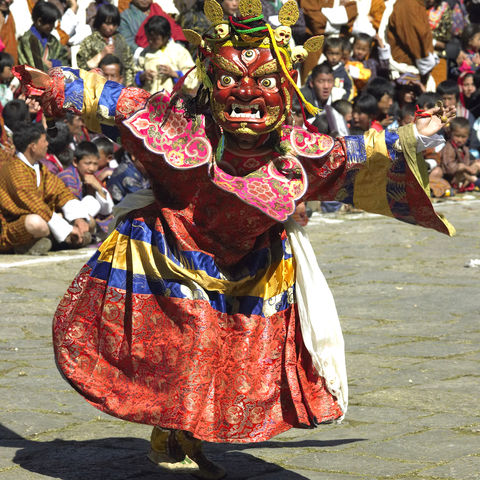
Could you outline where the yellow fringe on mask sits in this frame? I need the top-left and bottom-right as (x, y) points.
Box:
(266, 24), (319, 117)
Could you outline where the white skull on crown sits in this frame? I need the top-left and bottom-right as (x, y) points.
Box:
(215, 23), (230, 39)
(274, 26), (292, 46)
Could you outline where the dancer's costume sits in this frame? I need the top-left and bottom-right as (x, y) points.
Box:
(14, 0), (453, 462)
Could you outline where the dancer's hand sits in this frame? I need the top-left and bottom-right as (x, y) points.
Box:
(415, 102), (456, 137)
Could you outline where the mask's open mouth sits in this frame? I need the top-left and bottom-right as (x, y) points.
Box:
(225, 102), (266, 122)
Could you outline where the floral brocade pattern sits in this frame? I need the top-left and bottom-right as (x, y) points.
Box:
(53, 212), (343, 442)
(123, 91), (212, 168)
(212, 155), (308, 221)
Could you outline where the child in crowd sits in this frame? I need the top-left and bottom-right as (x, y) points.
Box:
(0, 52), (14, 108)
(77, 4), (135, 86)
(365, 77), (394, 129)
(352, 94), (381, 132)
(332, 99), (353, 129)
(323, 36), (353, 102)
(430, 117), (480, 192)
(136, 15), (198, 94)
(437, 79), (475, 123)
(345, 33), (384, 95)
(18, 1), (68, 70)
(398, 103), (416, 126)
(41, 121), (74, 175)
(58, 141), (114, 238)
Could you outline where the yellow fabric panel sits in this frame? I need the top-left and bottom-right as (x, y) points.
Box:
(79, 69), (107, 133)
(97, 230), (295, 298)
(352, 128), (393, 217)
(398, 124), (456, 236)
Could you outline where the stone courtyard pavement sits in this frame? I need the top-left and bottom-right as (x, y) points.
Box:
(0, 196), (479, 480)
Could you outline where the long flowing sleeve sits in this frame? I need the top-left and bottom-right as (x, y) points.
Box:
(302, 126), (455, 236)
(12, 66), (151, 143)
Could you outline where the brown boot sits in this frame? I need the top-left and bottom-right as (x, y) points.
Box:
(174, 431), (226, 480)
(148, 427), (198, 472)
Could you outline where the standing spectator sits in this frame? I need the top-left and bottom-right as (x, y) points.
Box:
(17, 1), (68, 69)
(220, 0), (239, 16)
(176, 0), (210, 56)
(299, 0), (358, 83)
(0, 0), (17, 64)
(136, 15), (197, 94)
(118, 0), (185, 55)
(427, 0), (453, 84)
(383, 0), (437, 88)
(77, 4), (135, 86)
(0, 123), (90, 255)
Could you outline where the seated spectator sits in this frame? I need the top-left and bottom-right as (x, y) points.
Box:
(323, 36), (354, 102)
(416, 91), (442, 109)
(351, 94), (380, 132)
(107, 148), (149, 204)
(365, 77), (394, 128)
(0, 123), (90, 255)
(40, 121), (74, 175)
(456, 23), (480, 74)
(301, 62), (334, 108)
(398, 103), (416, 126)
(430, 117), (480, 192)
(437, 79), (475, 125)
(77, 3), (135, 86)
(458, 71), (477, 113)
(93, 135), (117, 183)
(66, 112), (90, 147)
(119, 0), (185, 55)
(98, 54), (125, 83)
(220, 0), (239, 16)
(58, 141), (114, 238)
(1, 99), (31, 147)
(0, 51), (14, 108)
(17, 1), (68, 69)
(136, 16), (198, 94)
(301, 62), (349, 136)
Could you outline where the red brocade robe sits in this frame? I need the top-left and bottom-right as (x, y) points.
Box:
(15, 66), (453, 443)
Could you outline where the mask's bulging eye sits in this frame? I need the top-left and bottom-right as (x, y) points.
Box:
(241, 49), (259, 64)
(260, 77), (277, 89)
(220, 75), (235, 87)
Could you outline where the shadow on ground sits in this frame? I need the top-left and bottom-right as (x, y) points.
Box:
(1, 424), (365, 479)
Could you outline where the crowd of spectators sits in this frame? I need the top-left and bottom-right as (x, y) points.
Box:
(0, 0), (479, 254)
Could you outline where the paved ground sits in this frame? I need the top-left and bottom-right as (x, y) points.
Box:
(0, 195), (479, 480)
